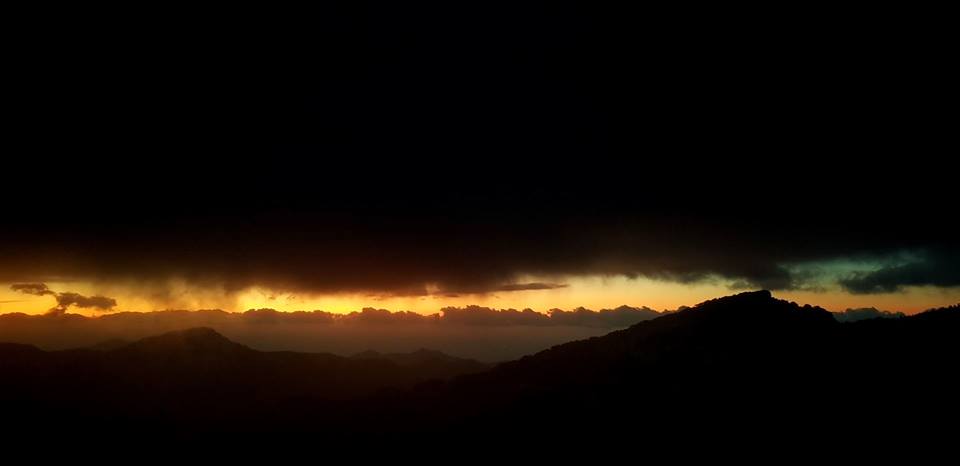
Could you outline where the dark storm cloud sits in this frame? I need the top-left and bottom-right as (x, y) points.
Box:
(840, 252), (960, 294)
(1, 3), (955, 296)
(1, 216), (956, 296)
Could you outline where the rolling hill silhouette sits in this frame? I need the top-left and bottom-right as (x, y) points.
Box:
(0, 327), (488, 438)
(352, 348), (490, 378)
(2, 291), (957, 450)
(391, 291), (958, 450)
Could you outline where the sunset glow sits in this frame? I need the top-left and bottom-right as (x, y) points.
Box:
(3, 276), (957, 317)
(1, 2), (957, 450)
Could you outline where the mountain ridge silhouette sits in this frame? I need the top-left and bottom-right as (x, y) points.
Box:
(1, 291), (956, 448)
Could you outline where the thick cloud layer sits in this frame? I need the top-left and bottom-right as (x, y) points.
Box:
(2, 215), (953, 296)
(2, 4), (955, 296)
(840, 251), (960, 294)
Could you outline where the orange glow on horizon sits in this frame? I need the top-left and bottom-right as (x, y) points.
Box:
(2, 277), (958, 317)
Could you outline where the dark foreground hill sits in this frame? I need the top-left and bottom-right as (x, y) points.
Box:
(0, 328), (488, 436)
(2, 291), (957, 452)
(409, 291), (959, 436)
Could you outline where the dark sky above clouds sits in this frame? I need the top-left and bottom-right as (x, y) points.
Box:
(2, 3), (955, 300)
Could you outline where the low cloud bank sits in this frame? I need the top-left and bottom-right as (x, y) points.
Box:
(0, 305), (668, 361)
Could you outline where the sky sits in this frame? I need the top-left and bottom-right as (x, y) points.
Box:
(1, 276), (957, 317)
(2, 4), (956, 320)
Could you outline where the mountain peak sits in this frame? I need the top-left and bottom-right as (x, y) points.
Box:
(680, 290), (833, 324)
(123, 327), (250, 355)
(717, 289), (772, 301)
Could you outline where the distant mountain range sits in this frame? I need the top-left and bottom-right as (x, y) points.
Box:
(1, 327), (487, 404)
(2, 291), (956, 450)
(0, 304), (667, 361)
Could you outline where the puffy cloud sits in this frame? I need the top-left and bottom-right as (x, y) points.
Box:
(832, 308), (905, 322)
(10, 283), (55, 296)
(10, 283), (117, 315)
(438, 305), (662, 327)
(548, 305), (662, 327)
(440, 306), (550, 326)
(53, 292), (117, 312)
(239, 305), (663, 328)
(0, 305), (662, 361)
